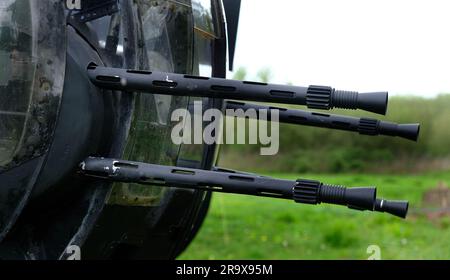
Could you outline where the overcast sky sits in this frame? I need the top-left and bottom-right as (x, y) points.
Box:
(232, 0), (450, 97)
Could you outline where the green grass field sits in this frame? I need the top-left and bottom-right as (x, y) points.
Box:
(179, 172), (450, 260)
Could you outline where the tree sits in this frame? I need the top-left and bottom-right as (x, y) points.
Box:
(256, 68), (272, 83)
(232, 67), (247, 81)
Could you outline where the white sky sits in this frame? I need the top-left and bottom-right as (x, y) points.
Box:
(232, 0), (450, 97)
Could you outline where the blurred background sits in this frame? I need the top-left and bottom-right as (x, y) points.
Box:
(180, 0), (450, 259)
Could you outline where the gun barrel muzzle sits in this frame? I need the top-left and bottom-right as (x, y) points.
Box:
(375, 199), (409, 218)
(226, 102), (420, 141)
(80, 157), (409, 219)
(379, 122), (420, 142)
(294, 180), (409, 218)
(87, 65), (389, 115)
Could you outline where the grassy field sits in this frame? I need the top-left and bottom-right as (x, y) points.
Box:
(178, 172), (450, 260)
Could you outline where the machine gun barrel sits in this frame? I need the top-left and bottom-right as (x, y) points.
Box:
(87, 65), (389, 115)
(226, 101), (420, 141)
(80, 157), (408, 218)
